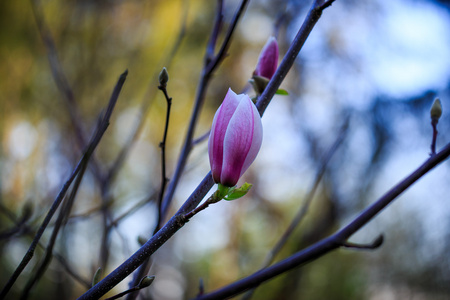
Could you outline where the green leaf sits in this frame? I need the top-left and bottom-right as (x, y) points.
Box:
(224, 183), (253, 201)
(275, 89), (289, 95)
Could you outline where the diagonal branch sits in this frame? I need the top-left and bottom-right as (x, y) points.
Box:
(194, 140), (450, 300)
(242, 118), (348, 300)
(256, 0), (336, 116)
(30, 0), (104, 181)
(0, 70), (128, 299)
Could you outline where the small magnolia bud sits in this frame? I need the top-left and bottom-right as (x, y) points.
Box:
(159, 67), (169, 87)
(430, 98), (442, 120)
(139, 275), (155, 288)
(253, 36), (279, 80)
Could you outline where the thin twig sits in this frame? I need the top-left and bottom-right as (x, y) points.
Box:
(104, 0), (189, 188)
(430, 118), (438, 155)
(205, 0), (224, 64)
(342, 235), (384, 250)
(123, 77), (173, 300)
(159, 0), (250, 222)
(256, 0), (336, 116)
(20, 156), (89, 300)
(155, 83), (173, 233)
(105, 276), (155, 300)
(0, 204), (92, 288)
(192, 130), (211, 146)
(194, 139), (450, 300)
(0, 70), (128, 299)
(30, 0), (103, 181)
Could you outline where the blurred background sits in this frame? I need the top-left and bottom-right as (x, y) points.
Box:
(1, 0), (450, 299)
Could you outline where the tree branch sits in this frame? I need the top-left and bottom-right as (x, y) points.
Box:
(0, 70), (128, 299)
(194, 140), (450, 300)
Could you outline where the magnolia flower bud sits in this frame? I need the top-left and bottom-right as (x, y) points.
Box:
(208, 88), (263, 187)
(253, 36), (279, 80)
(430, 98), (442, 121)
(159, 67), (169, 88)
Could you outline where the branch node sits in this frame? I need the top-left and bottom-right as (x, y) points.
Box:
(342, 234), (384, 250)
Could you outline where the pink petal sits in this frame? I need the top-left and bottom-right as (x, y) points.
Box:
(240, 100), (263, 177)
(254, 36), (279, 80)
(220, 96), (259, 186)
(208, 88), (244, 183)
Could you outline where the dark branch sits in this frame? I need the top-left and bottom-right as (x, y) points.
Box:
(342, 235), (384, 250)
(0, 70), (128, 299)
(194, 140), (450, 300)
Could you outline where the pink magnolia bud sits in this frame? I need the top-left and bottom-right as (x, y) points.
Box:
(253, 36), (279, 80)
(208, 88), (263, 187)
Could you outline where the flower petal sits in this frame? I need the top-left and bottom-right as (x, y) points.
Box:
(254, 36), (279, 80)
(240, 100), (263, 177)
(220, 96), (257, 186)
(208, 88), (243, 183)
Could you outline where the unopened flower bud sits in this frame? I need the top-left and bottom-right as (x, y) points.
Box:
(208, 88), (263, 187)
(253, 36), (279, 80)
(139, 275), (155, 288)
(159, 67), (169, 88)
(430, 98), (442, 120)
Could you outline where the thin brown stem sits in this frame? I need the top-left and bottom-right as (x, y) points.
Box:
(159, 0), (250, 222)
(430, 118), (438, 155)
(155, 84), (173, 233)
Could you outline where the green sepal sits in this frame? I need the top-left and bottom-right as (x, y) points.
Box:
(216, 183), (231, 200)
(92, 267), (102, 287)
(224, 182), (253, 201)
(275, 89), (289, 95)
